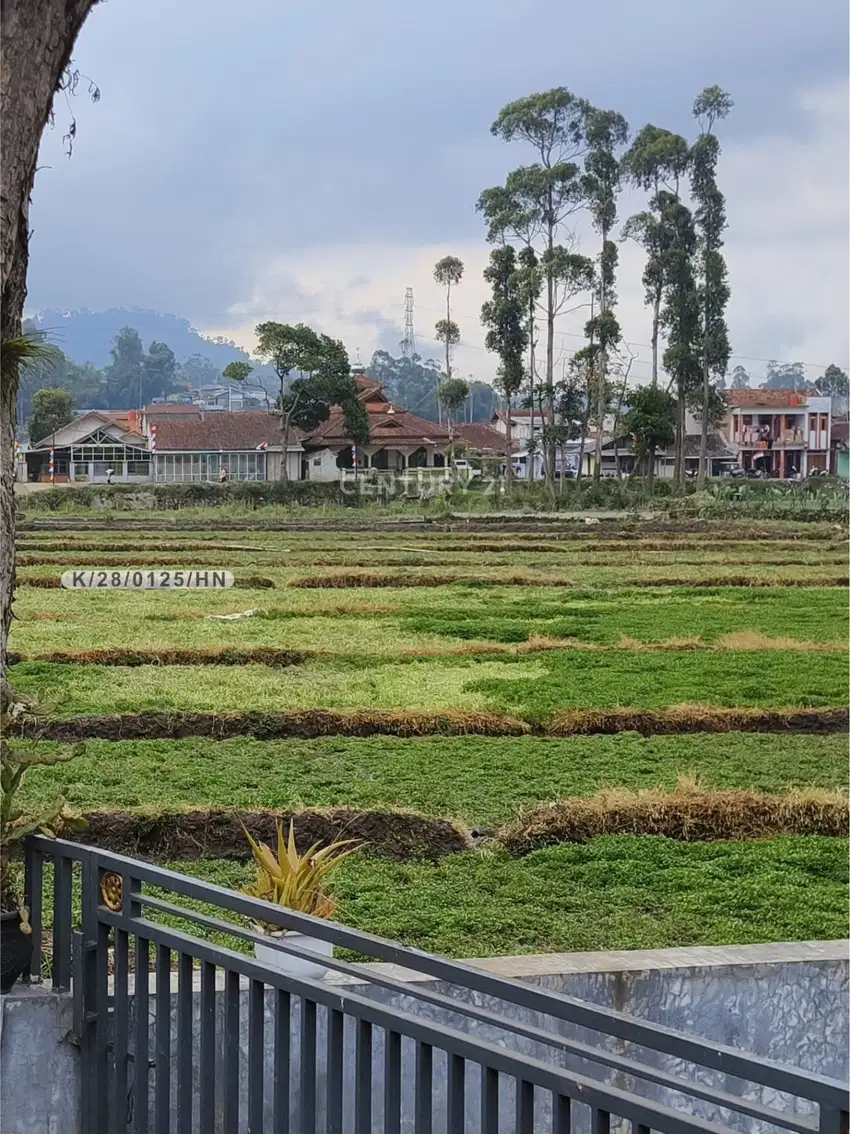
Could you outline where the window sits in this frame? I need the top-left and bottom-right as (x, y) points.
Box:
(154, 451), (264, 482)
(313, 458), (322, 466)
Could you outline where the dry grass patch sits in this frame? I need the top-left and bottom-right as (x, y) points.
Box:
(626, 575), (848, 588)
(548, 706), (848, 736)
(498, 781), (849, 854)
(283, 571), (847, 591)
(16, 706), (847, 741)
(715, 631), (846, 651)
(14, 647), (307, 667)
(17, 554), (281, 568)
(616, 635), (704, 651)
(285, 571), (547, 588)
(19, 708), (532, 742)
(17, 541), (267, 553)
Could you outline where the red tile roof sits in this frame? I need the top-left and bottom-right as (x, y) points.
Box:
(492, 409), (534, 422)
(144, 403), (204, 415)
(305, 403), (450, 447)
(455, 422), (517, 453)
(354, 376), (389, 403)
(101, 411), (136, 429)
(153, 411), (303, 451)
(725, 389), (814, 408)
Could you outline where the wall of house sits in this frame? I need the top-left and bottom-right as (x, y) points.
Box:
(264, 450), (302, 481)
(2, 941), (845, 1134)
(304, 447), (341, 481)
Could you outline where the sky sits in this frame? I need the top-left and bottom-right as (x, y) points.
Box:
(27, 0), (850, 387)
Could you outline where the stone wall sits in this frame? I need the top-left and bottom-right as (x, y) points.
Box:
(1, 941), (846, 1134)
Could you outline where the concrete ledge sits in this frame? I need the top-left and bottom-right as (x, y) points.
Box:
(328, 938), (850, 985)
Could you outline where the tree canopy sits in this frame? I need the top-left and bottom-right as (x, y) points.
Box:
(816, 364), (849, 397)
(29, 388), (75, 443)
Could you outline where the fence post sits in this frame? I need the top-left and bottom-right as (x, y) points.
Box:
(23, 839), (43, 983)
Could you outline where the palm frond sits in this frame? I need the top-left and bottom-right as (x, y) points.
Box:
(1, 332), (62, 383)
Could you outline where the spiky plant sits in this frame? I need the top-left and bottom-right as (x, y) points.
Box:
(241, 820), (360, 928)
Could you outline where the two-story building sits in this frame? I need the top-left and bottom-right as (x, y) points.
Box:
(490, 410), (596, 478)
(723, 389), (832, 477)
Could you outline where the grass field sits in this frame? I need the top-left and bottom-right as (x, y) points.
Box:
(10, 512), (849, 957)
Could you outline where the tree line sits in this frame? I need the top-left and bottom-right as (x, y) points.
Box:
(16, 322), (278, 430)
(468, 84), (734, 490)
(467, 85), (847, 492)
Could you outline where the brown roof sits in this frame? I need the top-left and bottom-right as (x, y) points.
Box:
(492, 409), (534, 423)
(832, 420), (849, 446)
(101, 411), (136, 429)
(456, 422), (517, 454)
(144, 403), (204, 415)
(725, 389), (814, 409)
(305, 403), (450, 448)
(153, 411), (303, 451)
(354, 376), (389, 403)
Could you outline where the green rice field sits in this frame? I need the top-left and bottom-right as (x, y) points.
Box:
(10, 511), (849, 957)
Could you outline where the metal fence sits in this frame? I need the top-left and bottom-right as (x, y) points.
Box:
(24, 835), (849, 1134)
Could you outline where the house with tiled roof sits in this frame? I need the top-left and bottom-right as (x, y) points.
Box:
(455, 422), (517, 457)
(147, 410), (304, 482)
(300, 368), (451, 479)
(22, 410), (152, 484)
(23, 359), (460, 486)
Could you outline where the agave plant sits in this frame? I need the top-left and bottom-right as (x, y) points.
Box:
(241, 820), (360, 928)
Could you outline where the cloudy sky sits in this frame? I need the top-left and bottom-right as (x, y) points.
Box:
(28, 0), (849, 385)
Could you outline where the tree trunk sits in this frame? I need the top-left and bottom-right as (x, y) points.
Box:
(647, 447), (655, 493)
(527, 310), (536, 484)
(504, 410), (513, 495)
(0, 375), (16, 710)
(593, 381), (604, 485)
(650, 290), (661, 387)
(444, 285), (451, 382)
(438, 286), (451, 426)
(674, 387), (686, 489)
(697, 289), (710, 489)
(1, 0), (99, 702)
(544, 222), (555, 488)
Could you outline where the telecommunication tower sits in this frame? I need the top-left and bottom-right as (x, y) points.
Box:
(401, 287), (416, 359)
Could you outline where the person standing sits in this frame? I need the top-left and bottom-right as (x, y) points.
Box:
(219, 466), (229, 484)
(105, 466), (115, 485)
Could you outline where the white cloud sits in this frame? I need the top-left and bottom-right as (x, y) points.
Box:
(206, 79), (849, 387)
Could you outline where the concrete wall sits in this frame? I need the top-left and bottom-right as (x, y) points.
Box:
(1, 941), (846, 1134)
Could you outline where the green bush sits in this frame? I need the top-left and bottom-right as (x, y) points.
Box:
(18, 481), (357, 513)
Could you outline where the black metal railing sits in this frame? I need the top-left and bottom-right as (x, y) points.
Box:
(23, 835), (850, 1134)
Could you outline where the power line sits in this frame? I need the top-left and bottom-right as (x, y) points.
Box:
(398, 302), (842, 372)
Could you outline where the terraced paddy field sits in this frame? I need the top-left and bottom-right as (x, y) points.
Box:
(9, 513), (849, 957)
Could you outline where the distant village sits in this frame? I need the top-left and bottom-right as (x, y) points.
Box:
(18, 356), (849, 486)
